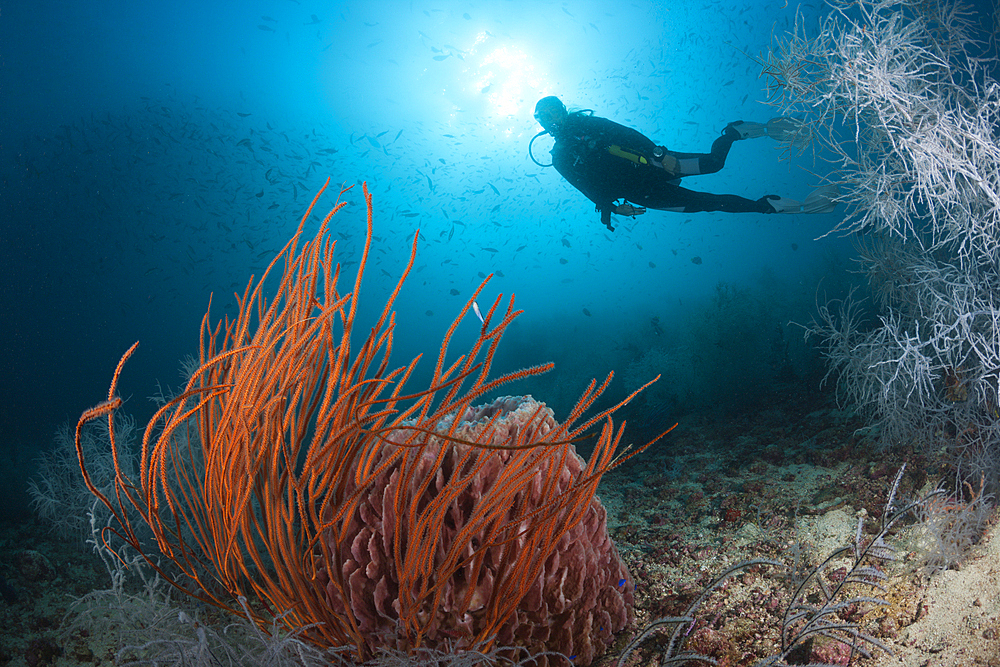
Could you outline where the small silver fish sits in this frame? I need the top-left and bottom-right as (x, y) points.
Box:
(472, 301), (484, 324)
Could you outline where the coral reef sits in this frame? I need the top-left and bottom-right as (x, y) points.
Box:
(72, 180), (657, 665)
(17, 384), (997, 665)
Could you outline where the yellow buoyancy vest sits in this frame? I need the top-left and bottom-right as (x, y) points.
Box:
(607, 144), (680, 177)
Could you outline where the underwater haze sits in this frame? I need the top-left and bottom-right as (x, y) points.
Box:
(4, 0), (882, 520)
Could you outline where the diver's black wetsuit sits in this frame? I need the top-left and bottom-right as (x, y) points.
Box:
(551, 112), (772, 230)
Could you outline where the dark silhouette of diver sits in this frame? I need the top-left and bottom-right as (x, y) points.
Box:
(531, 96), (836, 231)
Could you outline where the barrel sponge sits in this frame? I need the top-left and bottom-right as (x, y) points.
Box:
(320, 395), (633, 666)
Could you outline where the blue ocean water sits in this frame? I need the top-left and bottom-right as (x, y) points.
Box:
(1, 0), (993, 521)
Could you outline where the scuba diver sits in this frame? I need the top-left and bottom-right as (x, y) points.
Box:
(530, 96), (837, 231)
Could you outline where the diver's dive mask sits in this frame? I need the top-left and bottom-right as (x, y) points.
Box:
(534, 96), (568, 135)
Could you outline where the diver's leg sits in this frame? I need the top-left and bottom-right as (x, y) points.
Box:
(667, 126), (740, 176)
(637, 183), (773, 213)
(679, 190), (773, 213)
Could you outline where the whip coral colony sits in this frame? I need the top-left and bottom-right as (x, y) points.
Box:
(75, 179), (665, 664)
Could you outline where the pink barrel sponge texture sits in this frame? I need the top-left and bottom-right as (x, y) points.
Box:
(320, 395), (634, 665)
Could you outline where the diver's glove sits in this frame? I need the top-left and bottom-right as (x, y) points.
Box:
(615, 203), (646, 217)
(600, 202), (646, 231)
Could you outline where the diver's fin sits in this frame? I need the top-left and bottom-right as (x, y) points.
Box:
(766, 117), (812, 149)
(801, 184), (840, 214)
(727, 121), (767, 140)
(764, 195), (803, 213)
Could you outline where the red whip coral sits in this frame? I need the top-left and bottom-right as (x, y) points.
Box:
(323, 395), (634, 665)
(75, 180), (664, 664)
